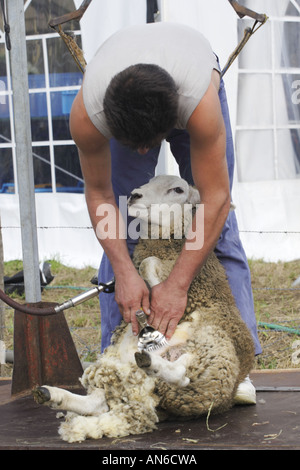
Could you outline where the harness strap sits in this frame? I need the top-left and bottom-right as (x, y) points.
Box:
(221, 13), (268, 77)
(228, 0), (266, 22)
(48, 0), (93, 73)
(49, 0), (268, 79)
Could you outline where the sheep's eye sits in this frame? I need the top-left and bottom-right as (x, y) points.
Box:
(166, 186), (184, 195)
(173, 187), (184, 194)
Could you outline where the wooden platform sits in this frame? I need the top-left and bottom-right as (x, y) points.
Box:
(0, 370), (299, 451)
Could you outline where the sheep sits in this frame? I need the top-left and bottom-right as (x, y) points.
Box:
(292, 276), (300, 287)
(32, 175), (255, 443)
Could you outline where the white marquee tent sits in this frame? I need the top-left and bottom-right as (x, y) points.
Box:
(0, 0), (299, 269)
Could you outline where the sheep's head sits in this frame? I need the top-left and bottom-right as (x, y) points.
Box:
(127, 175), (200, 239)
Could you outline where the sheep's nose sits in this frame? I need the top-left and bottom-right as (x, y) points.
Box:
(128, 193), (143, 204)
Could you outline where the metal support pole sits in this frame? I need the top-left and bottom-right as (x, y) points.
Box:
(7, 0), (41, 302)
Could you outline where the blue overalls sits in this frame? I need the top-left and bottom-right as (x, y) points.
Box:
(98, 76), (262, 356)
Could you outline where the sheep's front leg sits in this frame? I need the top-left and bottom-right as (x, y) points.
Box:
(135, 351), (191, 387)
(139, 256), (174, 287)
(32, 386), (108, 416)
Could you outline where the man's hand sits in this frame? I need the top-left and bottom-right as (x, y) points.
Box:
(148, 279), (188, 340)
(114, 270), (150, 336)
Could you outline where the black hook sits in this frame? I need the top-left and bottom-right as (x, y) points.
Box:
(0, 0), (11, 51)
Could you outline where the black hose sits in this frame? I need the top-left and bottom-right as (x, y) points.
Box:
(0, 287), (57, 315)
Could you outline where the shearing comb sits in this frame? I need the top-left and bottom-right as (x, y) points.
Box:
(136, 309), (169, 352)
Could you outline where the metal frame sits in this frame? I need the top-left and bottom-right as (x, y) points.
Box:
(0, 2), (83, 194)
(7, 0), (41, 302)
(235, 3), (300, 181)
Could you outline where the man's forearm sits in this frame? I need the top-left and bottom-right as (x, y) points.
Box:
(85, 189), (136, 276)
(85, 188), (151, 330)
(167, 195), (231, 291)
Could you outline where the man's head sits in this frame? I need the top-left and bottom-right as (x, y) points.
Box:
(103, 64), (178, 151)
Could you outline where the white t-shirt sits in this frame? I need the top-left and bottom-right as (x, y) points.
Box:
(83, 22), (219, 139)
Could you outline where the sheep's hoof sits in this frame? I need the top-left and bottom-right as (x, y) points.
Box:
(32, 386), (51, 404)
(135, 350), (151, 369)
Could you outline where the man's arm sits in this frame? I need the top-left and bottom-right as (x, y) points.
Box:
(70, 88), (150, 334)
(148, 78), (231, 339)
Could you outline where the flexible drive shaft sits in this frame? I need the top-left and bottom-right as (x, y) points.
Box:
(0, 278), (115, 316)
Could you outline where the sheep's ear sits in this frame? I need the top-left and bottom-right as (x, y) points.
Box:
(188, 186), (200, 205)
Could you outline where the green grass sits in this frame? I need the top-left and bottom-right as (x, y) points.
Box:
(1, 257), (300, 374)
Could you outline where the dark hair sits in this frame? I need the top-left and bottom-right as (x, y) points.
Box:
(103, 64), (178, 149)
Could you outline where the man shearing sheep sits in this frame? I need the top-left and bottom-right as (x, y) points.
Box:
(70, 22), (261, 404)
